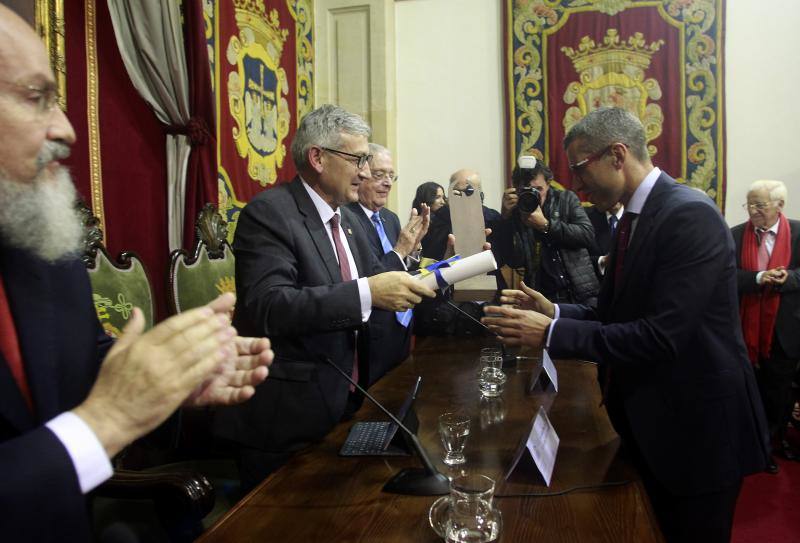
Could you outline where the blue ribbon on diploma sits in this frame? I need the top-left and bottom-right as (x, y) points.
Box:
(419, 255), (462, 289)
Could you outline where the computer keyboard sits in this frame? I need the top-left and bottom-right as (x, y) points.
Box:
(339, 421), (393, 456)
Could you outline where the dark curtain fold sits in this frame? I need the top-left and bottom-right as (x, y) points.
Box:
(182, 0), (219, 251)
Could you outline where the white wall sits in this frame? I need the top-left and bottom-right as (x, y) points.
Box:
(395, 0), (505, 216)
(724, 0), (800, 226)
(393, 0), (800, 226)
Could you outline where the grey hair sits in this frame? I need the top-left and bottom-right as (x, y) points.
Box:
(368, 143), (391, 168)
(748, 179), (787, 205)
(563, 107), (649, 162)
(290, 104), (371, 169)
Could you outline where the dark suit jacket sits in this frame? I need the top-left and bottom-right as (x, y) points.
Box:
(345, 203), (413, 386)
(731, 218), (800, 358)
(214, 178), (403, 453)
(549, 173), (769, 496)
(0, 246), (112, 541)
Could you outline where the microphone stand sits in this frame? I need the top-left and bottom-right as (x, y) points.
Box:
(323, 357), (450, 496)
(444, 299), (520, 366)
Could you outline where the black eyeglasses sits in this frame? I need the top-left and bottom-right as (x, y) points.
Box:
(321, 147), (372, 169)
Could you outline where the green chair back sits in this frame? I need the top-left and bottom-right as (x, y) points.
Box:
(78, 203), (155, 337)
(169, 204), (235, 313)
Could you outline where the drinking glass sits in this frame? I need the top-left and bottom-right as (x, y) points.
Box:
(445, 474), (501, 542)
(479, 347), (502, 360)
(478, 347), (505, 398)
(438, 412), (470, 466)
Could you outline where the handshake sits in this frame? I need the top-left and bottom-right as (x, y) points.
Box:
(481, 282), (555, 349)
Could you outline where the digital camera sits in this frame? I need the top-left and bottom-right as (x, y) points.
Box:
(516, 186), (541, 214)
(514, 155), (541, 214)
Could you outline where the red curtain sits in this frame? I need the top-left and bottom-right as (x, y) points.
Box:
(63, 0), (169, 320)
(181, 0), (219, 251)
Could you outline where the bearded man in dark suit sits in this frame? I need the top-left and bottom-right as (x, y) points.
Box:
(214, 105), (434, 490)
(484, 107), (769, 543)
(732, 179), (800, 472)
(0, 7), (273, 540)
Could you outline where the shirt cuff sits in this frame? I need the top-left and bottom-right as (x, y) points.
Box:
(545, 304), (560, 350)
(756, 271), (765, 285)
(357, 277), (373, 322)
(391, 250), (409, 271)
(46, 411), (113, 494)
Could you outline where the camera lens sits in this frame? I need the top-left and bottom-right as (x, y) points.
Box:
(517, 187), (540, 214)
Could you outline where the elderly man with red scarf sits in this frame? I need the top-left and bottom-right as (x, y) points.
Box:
(732, 179), (800, 474)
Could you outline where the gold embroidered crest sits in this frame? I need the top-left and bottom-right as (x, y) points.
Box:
(562, 29), (665, 156)
(227, 0), (290, 186)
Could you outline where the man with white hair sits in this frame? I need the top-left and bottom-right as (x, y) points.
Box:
(345, 143), (427, 385)
(732, 179), (800, 472)
(0, 6), (273, 540)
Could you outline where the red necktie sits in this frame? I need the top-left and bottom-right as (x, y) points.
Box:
(329, 215), (358, 389)
(602, 212), (636, 406)
(613, 212), (635, 291)
(0, 276), (34, 411)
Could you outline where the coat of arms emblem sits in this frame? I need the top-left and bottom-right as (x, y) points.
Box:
(226, 0), (291, 186)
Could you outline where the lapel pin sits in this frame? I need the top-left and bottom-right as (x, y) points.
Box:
(346, 227), (352, 235)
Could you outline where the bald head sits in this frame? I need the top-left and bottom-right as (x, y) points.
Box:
(449, 169), (482, 193)
(0, 5), (49, 73)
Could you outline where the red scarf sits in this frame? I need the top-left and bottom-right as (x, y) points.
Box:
(739, 213), (792, 363)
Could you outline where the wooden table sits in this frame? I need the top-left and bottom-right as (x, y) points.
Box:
(199, 337), (664, 542)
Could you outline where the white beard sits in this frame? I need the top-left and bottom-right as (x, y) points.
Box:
(0, 166), (84, 263)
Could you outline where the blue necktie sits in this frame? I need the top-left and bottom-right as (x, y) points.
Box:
(371, 212), (412, 327)
(371, 212), (394, 254)
(608, 214), (619, 238)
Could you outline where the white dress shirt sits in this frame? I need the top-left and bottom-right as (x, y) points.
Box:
(302, 180), (372, 321)
(47, 411), (113, 493)
(755, 218), (780, 285)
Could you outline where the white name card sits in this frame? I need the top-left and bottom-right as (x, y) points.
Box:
(541, 350), (558, 392)
(504, 406), (560, 486)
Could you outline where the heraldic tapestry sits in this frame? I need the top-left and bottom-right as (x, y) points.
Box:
(505, 0), (726, 209)
(206, 0), (314, 240)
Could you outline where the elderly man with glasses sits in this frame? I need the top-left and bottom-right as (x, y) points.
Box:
(345, 143), (428, 386)
(484, 107), (769, 543)
(732, 180), (800, 473)
(214, 105), (435, 491)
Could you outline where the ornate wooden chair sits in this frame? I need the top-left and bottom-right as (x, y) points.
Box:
(167, 204), (242, 528)
(77, 202), (215, 541)
(79, 204), (154, 337)
(168, 204), (235, 314)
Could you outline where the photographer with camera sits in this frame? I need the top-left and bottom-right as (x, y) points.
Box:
(493, 156), (599, 304)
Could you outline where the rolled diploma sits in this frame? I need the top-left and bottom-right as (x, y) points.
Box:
(415, 250), (497, 290)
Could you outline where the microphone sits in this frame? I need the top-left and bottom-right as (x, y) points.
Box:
(322, 357), (450, 496)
